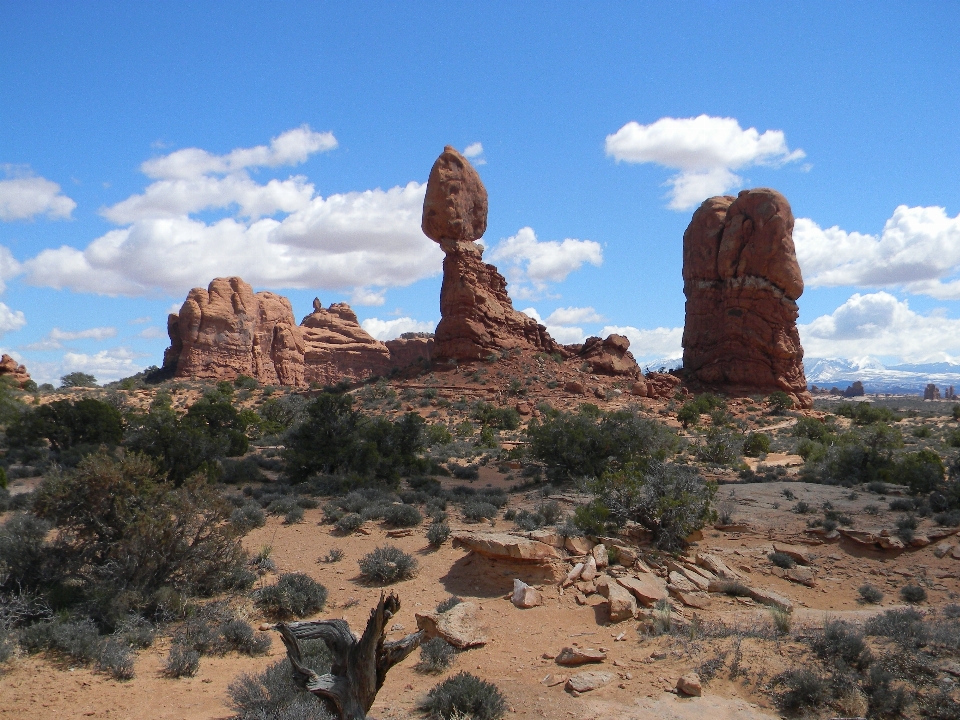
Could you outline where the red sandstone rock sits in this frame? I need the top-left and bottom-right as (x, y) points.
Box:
(682, 189), (811, 408)
(384, 335), (434, 370)
(164, 279), (429, 388)
(576, 334), (639, 377)
(422, 146), (563, 362)
(645, 372), (682, 399)
(0, 354), (31, 388)
(165, 277), (305, 387)
(299, 298), (392, 386)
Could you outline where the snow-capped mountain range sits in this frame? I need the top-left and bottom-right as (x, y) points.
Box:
(804, 357), (960, 394)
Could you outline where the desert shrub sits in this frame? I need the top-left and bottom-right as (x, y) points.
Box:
(421, 671), (507, 720)
(536, 500), (562, 525)
(835, 401), (900, 425)
(888, 497), (915, 511)
(282, 505), (305, 525)
(358, 546), (417, 584)
(769, 606), (792, 635)
(321, 547), (344, 563)
(220, 457), (267, 485)
(934, 509), (960, 526)
(282, 393), (425, 483)
(0, 512), (53, 590)
(426, 521), (451, 548)
(694, 427), (740, 465)
(742, 432), (771, 457)
(334, 513), (364, 534)
(19, 618), (102, 663)
(866, 608), (928, 648)
(227, 638), (334, 720)
(811, 620), (871, 669)
(452, 464), (479, 480)
(712, 579), (751, 597)
(230, 502), (267, 533)
(6, 397), (122, 453)
(218, 619), (271, 656)
(416, 636), (456, 673)
(767, 391), (794, 413)
(472, 402), (520, 430)
(864, 666), (911, 718)
(582, 461), (716, 551)
(895, 514), (918, 541)
(858, 584), (884, 604)
(163, 644), (200, 678)
(28, 450), (249, 623)
(768, 551), (796, 569)
(96, 639), (135, 680)
(426, 424), (454, 446)
(527, 407), (677, 482)
(118, 617), (156, 649)
(900, 584), (927, 604)
(255, 573), (327, 619)
(774, 668), (829, 711)
(436, 596), (462, 613)
(383, 503), (422, 528)
(792, 500), (811, 514)
(513, 509), (545, 531)
(793, 417), (833, 442)
(891, 449), (945, 495)
(462, 500), (498, 523)
(476, 488), (508, 508)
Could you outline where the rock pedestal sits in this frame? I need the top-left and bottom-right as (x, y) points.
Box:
(682, 189), (811, 408)
(422, 146), (562, 361)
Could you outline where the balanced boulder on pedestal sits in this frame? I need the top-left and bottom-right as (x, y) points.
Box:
(422, 146), (562, 362)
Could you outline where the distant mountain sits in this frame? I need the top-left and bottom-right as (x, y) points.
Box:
(805, 357), (960, 395)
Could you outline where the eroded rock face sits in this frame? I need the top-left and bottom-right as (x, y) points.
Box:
(682, 189), (811, 408)
(0, 354), (31, 388)
(576, 334), (640, 377)
(164, 278), (433, 387)
(423, 146), (562, 361)
(299, 298), (392, 386)
(165, 277), (305, 387)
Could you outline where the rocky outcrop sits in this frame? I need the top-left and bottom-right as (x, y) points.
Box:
(164, 277), (305, 387)
(422, 146), (563, 361)
(575, 334), (639, 377)
(682, 189), (811, 408)
(164, 278), (434, 387)
(0, 354), (31, 388)
(299, 298), (392, 386)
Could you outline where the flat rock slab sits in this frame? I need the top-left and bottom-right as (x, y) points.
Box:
(555, 646), (606, 665)
(453, 531), (560, 561)
(415, 601), (488, 649)
(772, 542), (811, 565)
(625, 692), (782, 720)
(566, 671), (613, 694)
(618, 575), (668, 606)
(597, 577), (637, 622)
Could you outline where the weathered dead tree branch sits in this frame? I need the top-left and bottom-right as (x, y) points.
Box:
(277, 591), (423, 720)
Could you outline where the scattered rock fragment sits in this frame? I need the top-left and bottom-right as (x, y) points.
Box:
(596, 577), (637, 622)
(617, 574), (668, 606)
(555, 647), (606, 666)
(415, 601), (488, 649)
(677, 672), (702, 696)
(511, 579), (543, 608)
(566, 671), (613, 694)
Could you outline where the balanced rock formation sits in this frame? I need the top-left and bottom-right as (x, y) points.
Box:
(422, 146), (562, 361)
(0, 354), (31, 388)
(681, 189), (811, 408)
(164, 278), (433, 387)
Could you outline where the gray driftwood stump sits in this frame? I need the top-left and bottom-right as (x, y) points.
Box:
(277, 592), (423, 720)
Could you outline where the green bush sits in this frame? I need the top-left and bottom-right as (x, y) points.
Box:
(767, 391), (794, 413)
(694, 428), (740, 466)
(742, 432), (771, 457)
(383, 503), (422, 528)
(775, 668), (829, 712)
(810, 620), (871, 669)
(835, 401), (900, 425)
(358, 546), (417, 584)
(7, 397), (123, 453)
(768, 551), (795, 569)
(163, 644), (200, 678)
(793, 417), (833, 442)
(900, 584), (927, 604)
(426, 521), (451, 547)
(60, 371), (98, 388)
(582, 461), (716, 551)
(416, 637), (456, 674)
(527, 407), (677, 482)
(858, 584), (884, 604)
(462, 500), (498, 522)
(472, 402), (520, 430)
(890, 449), (944, 495)
(0, 512), (53, 590)
(421, 671), (507, 720)
(334, 513), (363, 534)
(426, 424), (454, 446)
(255, 573), (327, 619)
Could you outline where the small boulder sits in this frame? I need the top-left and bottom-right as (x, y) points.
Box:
(453, 531), (561, 561)
(566, 671), (612, 694)
(512, 579), (543, 608)
(617, 574), (668, 606)
(415, 601), (488, 649)
(564, 561), (585, 586)
(597, 577), (637, 622)
(677, 672), (702, 696)
(629, 379), (648, 396)
(555, 647), (606, 666)
(564, 380), (585, 395)
(784, 566), (816, 587)
(592, 543), (609, 569)
(565, 535), (595, 555)
(772, 542), (812, 565)
(580, 555), (598, 582)
(934, 542), (954, 558)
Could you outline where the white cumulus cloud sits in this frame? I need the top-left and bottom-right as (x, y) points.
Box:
(600, 325), (684, 363)
(544, 306), (604, 326)
(487, 227), (602, 298)
(24, 326), (117, 351)
(462, 142), (485, 165)
(0, 167), (76, 221)
(799, 291), (960, 363)
(138, 326), (166, 339)
(0, 246), (21, 293)
(361, 317), (436, 341)
(22, 129), (443, 299)
(795, 206), (960, 299)
(605, 115), (805, 210)
(0, 302), (26, 337)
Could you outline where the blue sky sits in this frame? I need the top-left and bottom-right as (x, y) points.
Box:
(2, 2), (960, 384)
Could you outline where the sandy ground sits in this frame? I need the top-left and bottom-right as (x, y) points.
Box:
(3, 483), (958, 720)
